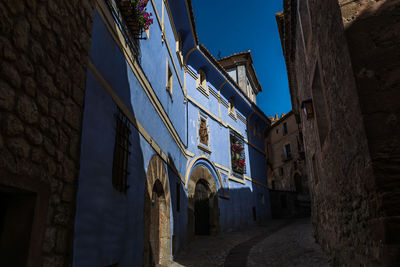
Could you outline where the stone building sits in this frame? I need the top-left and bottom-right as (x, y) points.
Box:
(0, 0), (271, 266)
(277, 0), (400, 265)
(265, 111), (307, 193)
(0, 0), (95, 266)
(265, 110), (310, 218)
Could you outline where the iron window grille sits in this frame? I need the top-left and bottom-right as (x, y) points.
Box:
(112, 109), (131, 194)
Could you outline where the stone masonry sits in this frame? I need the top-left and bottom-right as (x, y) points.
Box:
(277, 0), (399, 266)
(0, 0), (95, 266)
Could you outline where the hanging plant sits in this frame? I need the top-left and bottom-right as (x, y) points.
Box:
(118, 0), (154, 35)
(130, 0), (153, 30)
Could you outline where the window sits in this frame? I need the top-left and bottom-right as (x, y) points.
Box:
(279, 167), (283, 176)
(283, 122), (288, 135)
(276, 128), (279, 134)
(293, 161), (298, 170)
(112, 109), (131, 193)
(228, 98), (235, 114)
(312, 63), (329, 148)
(166, 63), (173, 99)
(230, 130), (245, 176)
(284, 144), (291, 159)
(271, 180), (276, 189)
(176, 33), (183, 66)
(176, 182), (180, 212)
(198, 69), (207, 89)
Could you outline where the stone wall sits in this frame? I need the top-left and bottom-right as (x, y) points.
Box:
(266, 112), (307, 193)
(0, 0), (94, 266)
(278, 0), (400, 265)
(340, 3), (400, 263)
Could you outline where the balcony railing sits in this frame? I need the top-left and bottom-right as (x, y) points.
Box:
(105, 0), (143, 59)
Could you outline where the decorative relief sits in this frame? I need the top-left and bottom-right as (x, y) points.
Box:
(197, 112), (211, 155)
(199, 118), (208, 146)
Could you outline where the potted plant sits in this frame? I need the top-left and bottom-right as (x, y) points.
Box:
(118, 0), (153, 36)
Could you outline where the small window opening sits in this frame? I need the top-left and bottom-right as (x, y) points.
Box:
(229, 98), (235, 114)
(283, 122), (288, 135)
(167, 64), (173, 98)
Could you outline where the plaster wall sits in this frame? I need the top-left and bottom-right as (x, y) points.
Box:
(73, 1), (271, 266)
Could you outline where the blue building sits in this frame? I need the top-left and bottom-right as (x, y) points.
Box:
(73, 0), (271, 265)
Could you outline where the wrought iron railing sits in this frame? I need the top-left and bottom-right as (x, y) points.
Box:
(105, 0), (145, 59)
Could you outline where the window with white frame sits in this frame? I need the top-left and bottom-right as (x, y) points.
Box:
(198, 69), (207, 89)
(176, 33), (183, 67)
(228, 98), (235, 114)
(166, 62), (173, 99)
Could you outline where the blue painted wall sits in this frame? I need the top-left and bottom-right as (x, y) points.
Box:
(73, 1), (271, 266)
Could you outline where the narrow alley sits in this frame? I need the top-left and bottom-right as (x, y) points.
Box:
(171, 218), (330, 267)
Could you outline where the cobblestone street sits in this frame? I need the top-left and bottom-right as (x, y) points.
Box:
(170, 218), (330, 267)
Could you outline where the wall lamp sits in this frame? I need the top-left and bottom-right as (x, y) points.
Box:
(301, 99), (314, 119)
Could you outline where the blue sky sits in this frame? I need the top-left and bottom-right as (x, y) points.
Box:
(191, 0), (291, 118)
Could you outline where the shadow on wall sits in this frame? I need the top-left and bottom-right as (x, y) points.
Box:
(74, 36), (150, 266)
(344, 0), (400, 212)
(247, 126), (271, 224)
(343, 2), (400, 265)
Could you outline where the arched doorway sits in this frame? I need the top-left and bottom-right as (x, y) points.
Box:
(187, 164), (220, 240)
(194, 179), (211, 235)
(143, 155), (171, 267)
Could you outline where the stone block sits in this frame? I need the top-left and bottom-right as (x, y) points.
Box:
(1, 62), (21, 89)
(42, 227), (57, 253)
(0, 81), (15, 110)
(49, 99), (64, 121)
(25, 126), (43, 145)
(23, 76), (36, 97)
(4, 114), (24, 136)
(17, 95), (39, 124)
(12, 17), (30, 50)
(7, 137), (30, 158)
(0, 36), (17, 61)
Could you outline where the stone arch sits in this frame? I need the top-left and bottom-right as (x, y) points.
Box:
(184, 156), (224, 192)
(143, 155), (171, 267)
(187, 160), (221, 240)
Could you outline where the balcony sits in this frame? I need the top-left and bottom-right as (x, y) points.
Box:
(106, 0), (151, 58)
